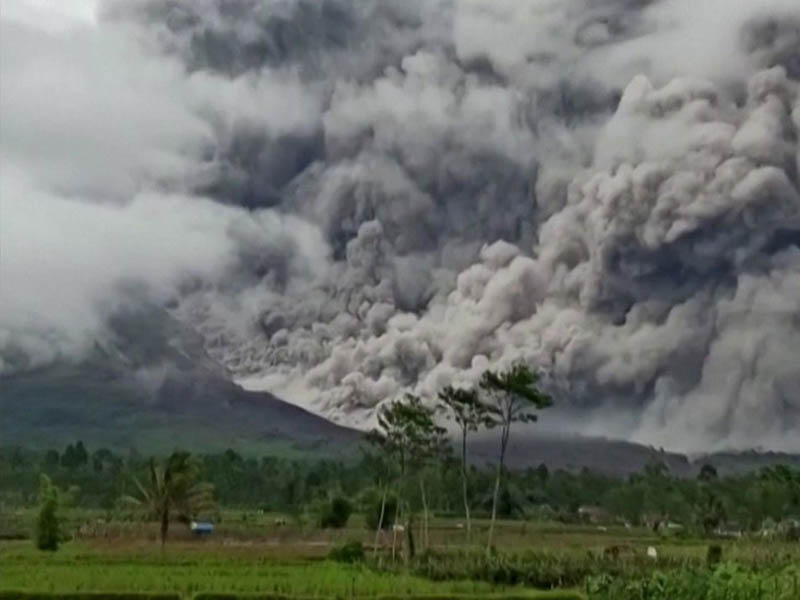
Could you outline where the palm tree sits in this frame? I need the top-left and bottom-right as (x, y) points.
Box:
(122, 451), (215, 548)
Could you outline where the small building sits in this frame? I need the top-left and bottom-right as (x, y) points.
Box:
(713, 522), (743, 538)
(190, 521), (214, 537)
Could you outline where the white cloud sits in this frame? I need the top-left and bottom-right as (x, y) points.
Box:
(1, 0), (99, 32)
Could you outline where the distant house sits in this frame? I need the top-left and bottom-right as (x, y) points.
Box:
(642, 514), (674, 532)
(190, 521), (214, 537)
(761, 518), (800, 540)
(642, 515), (684, 534)
(714, 522), (743, 538)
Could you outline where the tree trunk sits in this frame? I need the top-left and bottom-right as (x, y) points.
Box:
(487, 422), (510, 555)
(373, 486), (388, 559)
(419, 477), (429, 551)
(391, 499), (401, 561)
(460, 426), (471, 543)
(406, 510), (415, 561)
(160, 502), (169, 550)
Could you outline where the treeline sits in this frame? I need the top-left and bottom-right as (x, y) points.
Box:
(2, 443), (800, 535)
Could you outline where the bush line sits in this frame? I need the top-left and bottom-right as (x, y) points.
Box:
(0, 592), (583, 600)
(0, 593), (181, 600)
(194, 594), (583, 600)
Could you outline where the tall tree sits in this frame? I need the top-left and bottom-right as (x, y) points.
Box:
(121, 451), (215, 548)
(366, 395), (448, 558)
(698, 488), (727, 536)
(61, 444), (77, 470)
(43, 449), (60, 469)
(10, 446), (25, 471)
(405, 396), (449, 552)
(74, 441), (89, 468)
(364, 421), (402, 559)
(438, 385), (488, 542)
(480, 363), (552, 553)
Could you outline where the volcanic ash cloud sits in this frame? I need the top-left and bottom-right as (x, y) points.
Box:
(2, 0), (799, 451)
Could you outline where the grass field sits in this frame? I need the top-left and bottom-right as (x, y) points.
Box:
(2, 510), (799, 599)
(0, 540), (489, 597)
(0, 540), (582, 599)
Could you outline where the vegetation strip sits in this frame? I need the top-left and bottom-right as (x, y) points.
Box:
(0, 594), (182, 600)
(2, 366), (799, 600)
(0, 594), (582, 600)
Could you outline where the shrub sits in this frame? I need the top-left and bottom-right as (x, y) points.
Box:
(328, 539), (365, 563)
(35, 496), (60, 551)
(585, 564), (800, 600)
(365, 494), (398, 530)
(706, 544), (722, 567)
(785, 523), (800, 542)
(319, 496), (353, 529)
(0, 594), (181, 600)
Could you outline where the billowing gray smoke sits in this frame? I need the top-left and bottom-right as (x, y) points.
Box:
(1, 0), (799, 452)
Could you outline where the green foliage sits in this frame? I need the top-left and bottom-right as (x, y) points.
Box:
(0, 545), (506, 597)
(366, 395), (451, 554)
(367, 394), (450, 475)
(120, 452), (215, 547)
(191, 596), (298, 600)
(60, 442), (88, 470)
(494, 484), (527, 519)
(706, 544), (723, 567)
(438, 386), (490, 434)
(4, 443), (800, 544)
(399, 547), (698, 590)
(587, 564), (800, 600)
(327, 540), (365, 563)
(479, 363), (553, 551)
(35, 496), (59, 551)
(35, 475), (60, 552)
(786, 522), (800, 542)
(43, 450), (60, 469)
(91, 448), (115, 473)
(319, 495), (353, 529)
(193, 595), (583, 600)
(192, 595), (581, 600)
(365, 493), (398, 531)
(438, 385), (489, 537)
(479, 363), (553, 427)
(0, 594), (181, 600)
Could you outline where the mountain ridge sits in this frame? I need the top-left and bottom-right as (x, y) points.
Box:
(3, 306), (799, 475)
(0, 306), (359, 456)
